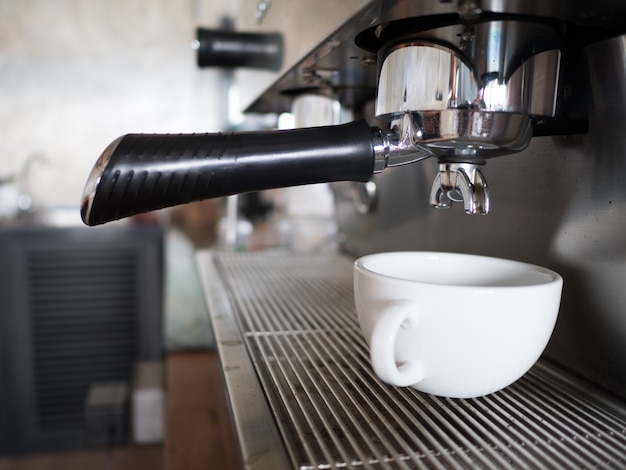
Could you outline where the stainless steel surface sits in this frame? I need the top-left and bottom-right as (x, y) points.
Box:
(430, 163), (490, 215)
(371, 118), (434, 173)
(375, 27), (561, 118)
(80, 136), (119, 224)
(196, 250), (291, 469)
(197, 251), (626, 469)
(383, 109), (533, 161)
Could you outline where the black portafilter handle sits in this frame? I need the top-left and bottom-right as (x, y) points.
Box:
(195, 28), (283, 71)
(80, 120), (376, 226)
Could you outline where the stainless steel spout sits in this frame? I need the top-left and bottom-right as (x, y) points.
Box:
(430, 163), (490, 215)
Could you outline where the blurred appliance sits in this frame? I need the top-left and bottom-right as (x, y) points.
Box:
(79, 0), (626, 467)
(0, 225), (163, 453)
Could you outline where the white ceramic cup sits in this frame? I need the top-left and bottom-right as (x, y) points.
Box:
(354, 252), (563, 398)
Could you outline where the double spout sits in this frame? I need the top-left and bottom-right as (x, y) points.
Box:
(373, 112), (493, 215)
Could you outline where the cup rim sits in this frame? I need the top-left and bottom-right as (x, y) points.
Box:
(354, 251), (562, 289)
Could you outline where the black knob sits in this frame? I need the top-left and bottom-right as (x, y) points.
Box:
(195, 28), (283, 71)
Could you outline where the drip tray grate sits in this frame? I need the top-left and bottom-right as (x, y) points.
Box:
(202, 251), (626, 469)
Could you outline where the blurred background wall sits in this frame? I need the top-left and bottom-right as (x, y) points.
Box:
(0, 0), (246, 210)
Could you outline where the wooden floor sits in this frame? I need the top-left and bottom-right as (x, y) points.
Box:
(0, 350), (239, 470)
(0, 445), (163, 470)
(165, 350), (240, 470)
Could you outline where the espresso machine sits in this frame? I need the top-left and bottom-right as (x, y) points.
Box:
(82, 1), (626, 467)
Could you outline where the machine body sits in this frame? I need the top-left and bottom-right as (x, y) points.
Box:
(81, 0), (626, 399)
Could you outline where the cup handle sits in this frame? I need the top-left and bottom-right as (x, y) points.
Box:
(370, 300), (425, 387)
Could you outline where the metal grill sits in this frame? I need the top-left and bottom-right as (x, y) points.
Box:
(28, 249), (137, 430)
(208, 251), (626, 469)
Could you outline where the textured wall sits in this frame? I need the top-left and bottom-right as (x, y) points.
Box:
(0, 0), (242, 209)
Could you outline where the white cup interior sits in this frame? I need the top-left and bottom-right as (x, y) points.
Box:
(358, 251), (558, 287)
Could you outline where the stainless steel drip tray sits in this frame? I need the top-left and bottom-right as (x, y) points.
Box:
(196, 250), (626, 469)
